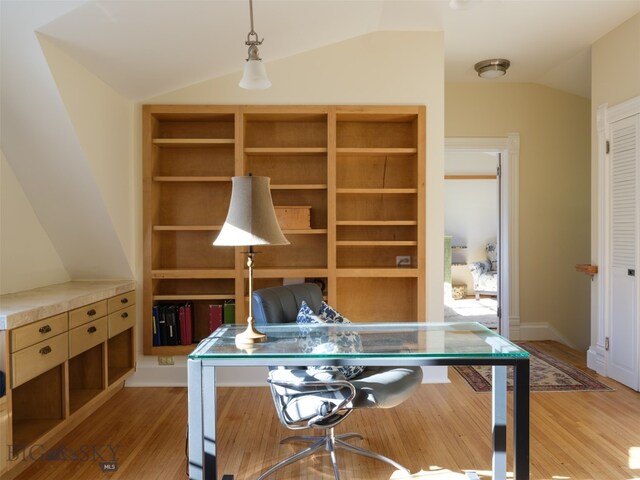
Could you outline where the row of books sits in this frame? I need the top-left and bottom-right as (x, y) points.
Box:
(152, 301), (235, 346)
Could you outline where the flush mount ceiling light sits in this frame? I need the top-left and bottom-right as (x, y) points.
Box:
(474, 59), (511, 79)
(239, 0), (271, 90)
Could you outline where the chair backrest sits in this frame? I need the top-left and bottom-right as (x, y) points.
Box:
(252, 283), (324, 325)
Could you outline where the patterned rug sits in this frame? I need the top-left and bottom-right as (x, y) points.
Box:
(454, 342), (614, 392)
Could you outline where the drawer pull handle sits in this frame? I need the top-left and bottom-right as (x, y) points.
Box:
(87, 309), (97, 316)
(121, 298), (129, 304)
(121, 312), (129, 319)
(87, 326), (97, 334)
(39, 325), (52, 334)
(39, 346), (52, 355)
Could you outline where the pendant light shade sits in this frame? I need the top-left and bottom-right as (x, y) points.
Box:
(239, 46), (271, 90)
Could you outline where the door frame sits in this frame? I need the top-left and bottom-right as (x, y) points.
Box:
(445, 135), (520, 338)
(591, 96), (640, 382)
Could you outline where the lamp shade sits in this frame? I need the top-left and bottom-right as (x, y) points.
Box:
(239, 59), (272, 90)
(213, 176), (288, 247)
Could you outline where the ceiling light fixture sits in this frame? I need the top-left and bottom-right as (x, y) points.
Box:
(474, 59), (511, 79)
(239, 0), (271, 90)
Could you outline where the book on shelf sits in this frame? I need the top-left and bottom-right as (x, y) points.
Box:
(153, 302), (195, 346)
(209, 304), (222, 333)
(223, 300), (235, 324)
(152, 305), (161, 346)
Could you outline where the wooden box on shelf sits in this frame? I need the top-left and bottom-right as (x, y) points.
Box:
(275, 206), (311, 230)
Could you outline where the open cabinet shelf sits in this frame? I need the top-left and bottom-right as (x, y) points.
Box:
(143, 105), (425, 355)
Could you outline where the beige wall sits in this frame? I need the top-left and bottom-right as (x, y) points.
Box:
(40, 35), (136, 268)
(590, 13), (640, 348)
(446, 83), (591, 349)
(0, 150), (69, 294)
(146, 31), (446, 323)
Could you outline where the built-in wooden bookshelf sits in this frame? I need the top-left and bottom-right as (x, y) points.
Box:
(143, 105), (426, 355)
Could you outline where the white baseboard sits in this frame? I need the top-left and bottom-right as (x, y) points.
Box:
(127, 356), (450, 387)
(587, 345), (606, 375)
(510, 321), (578, 349)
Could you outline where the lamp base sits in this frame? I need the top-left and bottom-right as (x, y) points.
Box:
(235, 318), (267, 345)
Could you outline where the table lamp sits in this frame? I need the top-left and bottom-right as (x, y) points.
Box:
(213, 175), (289, 344)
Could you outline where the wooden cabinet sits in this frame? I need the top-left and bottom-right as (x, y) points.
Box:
(143, 105), (425, 355)
(0, 281), (135, 479)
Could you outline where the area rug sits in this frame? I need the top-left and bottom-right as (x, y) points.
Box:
(453, 342), (614, 392)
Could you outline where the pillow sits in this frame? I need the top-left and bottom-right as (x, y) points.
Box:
(296, 301), (365, 380)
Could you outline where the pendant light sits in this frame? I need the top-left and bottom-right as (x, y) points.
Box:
(239, 0), (271, 90)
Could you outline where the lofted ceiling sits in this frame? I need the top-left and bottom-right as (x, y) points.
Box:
(35, 0), (640, 101)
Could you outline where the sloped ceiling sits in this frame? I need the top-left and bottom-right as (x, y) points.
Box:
(36, 0), (640, 101)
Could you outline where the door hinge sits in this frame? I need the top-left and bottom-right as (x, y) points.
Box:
(606, 140), (610, 154)
(497, 306), (501, 319)
(496, 165), (501, 177)
(605, 337), (610, 351)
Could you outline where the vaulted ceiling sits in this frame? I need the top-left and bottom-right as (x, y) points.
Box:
(35, 0), (640, 100)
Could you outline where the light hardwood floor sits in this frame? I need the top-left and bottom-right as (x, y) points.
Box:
(11, 341), (640, 480)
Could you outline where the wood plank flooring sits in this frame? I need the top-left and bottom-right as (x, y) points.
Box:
(10, 341), (640, 480)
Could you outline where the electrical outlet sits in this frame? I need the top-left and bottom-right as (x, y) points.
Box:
(158, 356), (174, 366)
(396, 255), (411, 267)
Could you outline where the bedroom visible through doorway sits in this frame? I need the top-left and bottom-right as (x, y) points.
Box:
(444, 150), (499, 329)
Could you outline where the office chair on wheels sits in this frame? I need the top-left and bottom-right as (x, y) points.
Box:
(252, 283), (423, 480)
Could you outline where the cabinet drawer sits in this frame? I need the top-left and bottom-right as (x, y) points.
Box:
(69, 317), (107, 358)
(69, 300), (107, 329)
(108, 305), (136, 338)
(11, 312), (68, 352)
(108, 291), (136, 313)
(12, 333), (68, 388)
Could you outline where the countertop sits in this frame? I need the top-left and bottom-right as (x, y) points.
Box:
(0, 280), (136, 330)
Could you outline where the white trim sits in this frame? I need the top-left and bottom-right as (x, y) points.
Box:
(445, 136), (521, 338)
(593, 96), (640, 385)
(608, 96), (640, 123)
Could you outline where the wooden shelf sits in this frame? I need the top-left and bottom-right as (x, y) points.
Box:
(336, 220), (417, 226)
(151, 269), (237, 279)
(271, 184), (327, 190)
(337, 268), (420, 277)
(153, 176), (232, 182)
(337, 188), (417, 194)
(245, 147), (327, 155)
(153, 294), (234, 301)
(337, 240), (417, 246)
(153, 138), (234, 147)
(336, 147), (417, 156)
(282, 229), (327, 235)
(250, 268), (329, 278)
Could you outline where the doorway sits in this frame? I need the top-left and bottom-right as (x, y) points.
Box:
(444, 151), (499, 329)
(444, 136), (520, 338)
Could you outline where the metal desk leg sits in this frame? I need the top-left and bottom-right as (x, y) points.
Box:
(513, 358), (530, 479)
(188, 360), (218, 480)
(492, 366), (507, 480)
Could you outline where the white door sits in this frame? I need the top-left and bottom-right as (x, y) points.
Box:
(607, 113), (640, 390)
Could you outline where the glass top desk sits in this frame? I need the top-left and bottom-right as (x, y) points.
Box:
(187, 322), (530, 480)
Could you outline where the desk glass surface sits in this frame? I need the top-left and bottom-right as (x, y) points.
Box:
(189, 322), (528, 360)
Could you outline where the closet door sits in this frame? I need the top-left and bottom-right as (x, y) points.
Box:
(607, 113), (640, 390)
